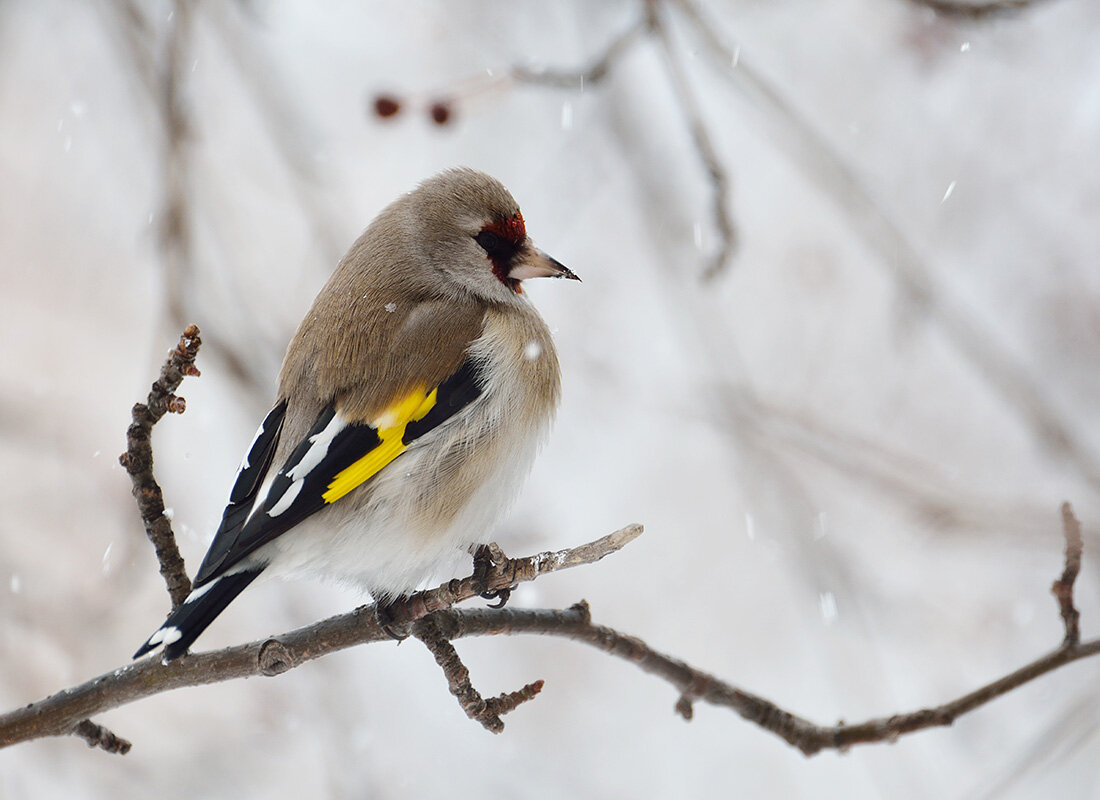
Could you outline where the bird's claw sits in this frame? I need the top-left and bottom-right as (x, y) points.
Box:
(472, 543), (513, 608)
(374, 601), (410, 641)
(481, 586), (511, 608)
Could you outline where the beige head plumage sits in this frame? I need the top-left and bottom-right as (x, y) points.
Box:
(279, 167), (577, 424)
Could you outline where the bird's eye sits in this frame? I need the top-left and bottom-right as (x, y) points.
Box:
(475, 230), (517, 261)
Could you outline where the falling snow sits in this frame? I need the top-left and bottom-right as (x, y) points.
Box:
(561, 102), (573, 131)
(819, 591), (838, 624)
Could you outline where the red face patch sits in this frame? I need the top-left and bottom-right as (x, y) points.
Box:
(476, 212), (527, 293)
(483, 211), (526, 245)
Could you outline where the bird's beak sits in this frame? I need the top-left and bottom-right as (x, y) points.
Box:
(510, 247), (581, 283)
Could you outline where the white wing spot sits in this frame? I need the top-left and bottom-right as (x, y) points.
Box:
(253, 409), (344, 521)
(268, 479), (303, 517)
(148, 626), (182, 647)
(523, 341), (542, 361)
(185, 580), (217, 603)
(287, 414), (346, 481)
(237, 415), (272, 476)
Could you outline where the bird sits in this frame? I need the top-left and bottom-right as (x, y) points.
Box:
(134, 168), (579, 660)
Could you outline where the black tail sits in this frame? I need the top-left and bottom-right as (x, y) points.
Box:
(133, 569), (263, 660)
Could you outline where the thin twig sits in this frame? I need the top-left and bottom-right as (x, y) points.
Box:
(1053, 502), (1083, 646)
(485, 680), (545, 718)
(118, 325), (200, 609)
(647, 0), (737, 280)
(413, 614), (542, 733)
(906, 0), (1056, 18)
(414, 614), (504, 732)
(511, 15), (649, 87)
(71, 720), (132, 756)
(159, 0), (193, 334)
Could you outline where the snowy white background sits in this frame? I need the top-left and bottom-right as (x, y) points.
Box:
(2, 1), (1099, 797)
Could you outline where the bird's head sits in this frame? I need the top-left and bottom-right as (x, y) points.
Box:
(404, 168), (579, 303)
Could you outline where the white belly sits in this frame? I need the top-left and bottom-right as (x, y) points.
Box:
(252, 304), (560, 599)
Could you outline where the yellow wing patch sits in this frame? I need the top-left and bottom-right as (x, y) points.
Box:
(322, 387), (438, 503)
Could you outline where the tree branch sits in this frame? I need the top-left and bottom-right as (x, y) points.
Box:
(2, 506), (1095, 757)
(1053, 502), (1083, 646)
(420, 527), (1100, 758)
(118, 324), (200, 609)
(647, 0), (737, 280)
(0, 525), (641, 751)
(905, 0), (1057, 18)
(12, 325), (1097, 760)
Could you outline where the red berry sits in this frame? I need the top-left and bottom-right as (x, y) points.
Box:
(429, 101), (452, 126)
(373, 95), (401, 118)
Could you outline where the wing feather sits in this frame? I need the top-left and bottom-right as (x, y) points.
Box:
(192, 356), (483, 584)
(193, 400), (287, 585)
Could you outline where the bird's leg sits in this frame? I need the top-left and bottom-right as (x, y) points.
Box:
(471, 543), (512, 609)
(374, 597), (411, 641)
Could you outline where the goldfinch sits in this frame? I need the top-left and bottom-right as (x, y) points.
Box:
(135, 168), (578, 660)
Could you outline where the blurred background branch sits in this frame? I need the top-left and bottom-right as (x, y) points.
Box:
(2, 0), (1097, 796)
